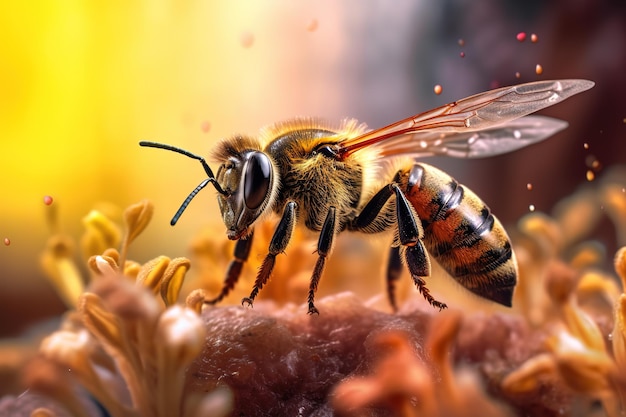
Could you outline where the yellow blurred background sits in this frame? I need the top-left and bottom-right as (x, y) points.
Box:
(0, 1), (358, 333)
(1, 1), (624, 337)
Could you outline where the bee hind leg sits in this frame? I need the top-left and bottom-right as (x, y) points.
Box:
(349, 181), (446, 310)
(392, 184), (447, 310)
(402, 245), (446, 310)
(386, 246), (403, 312)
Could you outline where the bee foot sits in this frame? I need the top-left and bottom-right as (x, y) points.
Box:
(434, 301), (448, 311)
(307, 304), (320, 315)
(241, 297), (254, 307)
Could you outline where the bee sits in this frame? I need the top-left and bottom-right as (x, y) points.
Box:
(140, 79), (594, 314)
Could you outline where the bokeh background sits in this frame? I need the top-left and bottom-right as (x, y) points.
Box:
(1, 0), (624, 341)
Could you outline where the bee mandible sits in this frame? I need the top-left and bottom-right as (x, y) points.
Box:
(140, 79), (594, 314)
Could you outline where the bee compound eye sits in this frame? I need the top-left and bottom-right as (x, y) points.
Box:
(243, 152), (272, 210)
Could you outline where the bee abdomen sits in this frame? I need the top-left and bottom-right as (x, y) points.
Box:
(404, 163), (517, 306)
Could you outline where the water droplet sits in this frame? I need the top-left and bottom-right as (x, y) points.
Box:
(585, 154), (601, 170)
(459, 51), (465, 58)
(535, 64), (543, 75)
(458, 38), (465, 47)
(3, 238), (10, 246)
(433, 84), (442, 95)
(583, 142), (589, 149)
(240, 31), (255, 48)
(530, 33), (538, 43)
(201, 121), (211, 133)
(43, 195), (53, 205)
(529, 204), (535, 212)
(526, 183), (533, 191)
(306, 18), (318, 32)
(515, 71), (521, 79)
(516, 32), (527, 42)
(513, 130), (522, 139)
(586, 170), (595, 181)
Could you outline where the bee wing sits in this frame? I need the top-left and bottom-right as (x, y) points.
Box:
(376, 115), (568, 159)
(339, 79), (594, 158)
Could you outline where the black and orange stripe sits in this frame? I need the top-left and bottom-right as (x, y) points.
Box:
(403, 163), (516, 306)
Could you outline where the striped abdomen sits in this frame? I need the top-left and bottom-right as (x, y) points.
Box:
(402, 163), (517, 306)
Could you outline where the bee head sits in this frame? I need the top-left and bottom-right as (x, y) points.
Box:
(138, 140), (275, 235)
(216, 150), (275, 240)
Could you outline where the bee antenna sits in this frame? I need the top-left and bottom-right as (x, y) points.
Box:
(170, 178), (212, 225)
(139, 141), (230, 225)
(139, 141), (227, 195)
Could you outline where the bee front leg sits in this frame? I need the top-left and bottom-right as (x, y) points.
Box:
(205, 231), (255, 305)
(241, 201), (297, 308)
(392, 184), (447, 310)
(307, 206), (337, 315)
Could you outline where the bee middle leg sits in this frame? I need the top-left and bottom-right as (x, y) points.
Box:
(307, 206), (337, 315)
(350, 182), (447, 310)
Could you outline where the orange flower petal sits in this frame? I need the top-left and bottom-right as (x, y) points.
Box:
(160, 257), (191, 305)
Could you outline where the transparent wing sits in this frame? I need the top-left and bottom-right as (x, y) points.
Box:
(376, 115), (568, 159)
(338, 79), (594, 159)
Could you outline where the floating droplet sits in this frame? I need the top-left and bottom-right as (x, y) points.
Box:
(530, 33), (538, 43)
(240, 31), (255, 48)
(43, 195), (53, 205)
(526, 183), (533, 191)
(433, 84), (442, 95)
(535, 64), (543, 75)
(516, 32), (527, 42)
(515, 71), (521, 79)
(585, 154), (601, 170)
(3, 237), (10, 246)
(586, 170), (595, 181)
(529, 204), (535, 212)
(306, 18), (318, 32)
(459, 51), (465, 58)
(583, 142), (589, 149)
(201, 121), (211, 133)
(458, 38), (465, 47)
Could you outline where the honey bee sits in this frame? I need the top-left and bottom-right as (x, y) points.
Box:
(140, 79), (593, 314)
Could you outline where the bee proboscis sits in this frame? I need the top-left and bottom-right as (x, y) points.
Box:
(140, 79), (594, 314)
